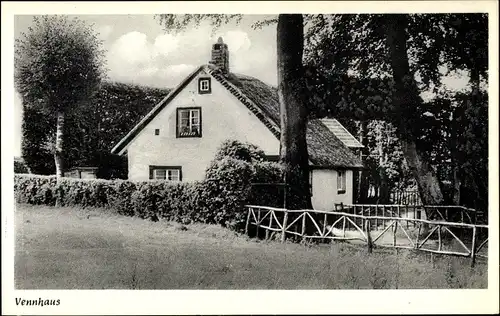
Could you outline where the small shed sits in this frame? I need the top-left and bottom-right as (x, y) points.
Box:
(65, 167), (98, 179)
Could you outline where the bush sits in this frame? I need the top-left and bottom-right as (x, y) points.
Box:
(200, 157), (255, 229)
(13, 140), (286, 233)
(14, 175), (204, 225)
(130, 181), (201, 223)
(14, 175), (57, 205)
(201, 140), (285, 230)
(107, 180), (137, 216)
(213, 139), (266, 163)
(54, 178), (112, 209)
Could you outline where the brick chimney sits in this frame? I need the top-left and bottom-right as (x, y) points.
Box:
(209, 37), (229, 74)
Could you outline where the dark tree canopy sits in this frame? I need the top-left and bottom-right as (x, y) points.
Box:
(22, 81), (171, 178)
(15, 16), (106, 114)
(303, 13), (488, 211)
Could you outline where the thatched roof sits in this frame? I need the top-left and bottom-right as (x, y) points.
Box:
(113, 64), (363, 168)
(223, 72), (363, 168)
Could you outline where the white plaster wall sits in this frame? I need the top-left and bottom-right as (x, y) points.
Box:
(311, 169), (353, 211)
(127, 69), (280, 181)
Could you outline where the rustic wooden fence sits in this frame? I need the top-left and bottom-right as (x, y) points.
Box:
(389, 189), (421, 206)
(245, 205), (488, 267)
(332, 203), (481, 228)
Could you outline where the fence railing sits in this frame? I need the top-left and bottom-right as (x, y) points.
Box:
(389, 189), (421, 206)
(245, 205), (488, 267)
(332, 203), (482, 228)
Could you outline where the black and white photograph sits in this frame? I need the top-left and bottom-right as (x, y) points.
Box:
(2, 1), (499, 315)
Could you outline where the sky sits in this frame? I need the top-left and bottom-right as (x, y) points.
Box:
(13, 14), (471, 157)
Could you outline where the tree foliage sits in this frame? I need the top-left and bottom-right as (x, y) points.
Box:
(21, 81), (170, 178)
(15, 16), (106, 177)
(303, 13), (488, 211)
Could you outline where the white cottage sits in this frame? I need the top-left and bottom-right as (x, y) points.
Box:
(111, 37), (363, 211)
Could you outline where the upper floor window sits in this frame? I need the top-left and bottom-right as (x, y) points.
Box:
(149, 166), (182, 181)
(337, 170), (346, 194)
(176, 107), (202, 138)
(198, 78), (211, 94)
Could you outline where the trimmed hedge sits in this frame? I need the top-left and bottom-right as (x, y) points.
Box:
(14, 173), (257, 230)
(14, 140), (285, 232)
(15, 175), (57, 205)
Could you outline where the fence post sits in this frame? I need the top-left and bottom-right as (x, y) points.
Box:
(437, 225), (442, 252)
(256, 208), (261, 239)
(301, 212), (307, 242)
(266, 210), (272, 240)
(322, 212), (327, 241)
(361, 205), (364, 230)
(382, 205), (385, 229)
(281, 210), (288, 243)
(415, 222), (421, 249)
(405, 205), (409, 229)
(245, 207), (251, 235)
(471, 226), (477, 268)
(365, 218), (373, 254)
(393, 220), (398, 247)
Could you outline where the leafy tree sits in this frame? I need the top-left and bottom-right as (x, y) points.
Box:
(21, 81), (170, 179)
(64, 82), (171, 174)
(303, 13), (488, 211)
(21, 106), (56, 174)
(380, 14), (445, 206)
(156, 14), (312, 208)
(15, 16), (106, 178)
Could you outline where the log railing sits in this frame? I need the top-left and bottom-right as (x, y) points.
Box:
(245, 205), (488, 267)
(334, 203), (482, 227)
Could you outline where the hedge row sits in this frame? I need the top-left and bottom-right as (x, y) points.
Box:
(14, 161), (284, 231)
(14, 140), (285, 231)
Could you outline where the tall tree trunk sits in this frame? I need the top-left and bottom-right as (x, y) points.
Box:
(54, 111), (65, 178)
(383, 14), (444, 207)
(277, 14), (312, 209)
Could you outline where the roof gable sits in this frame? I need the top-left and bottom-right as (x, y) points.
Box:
(111, 65), (205, 155)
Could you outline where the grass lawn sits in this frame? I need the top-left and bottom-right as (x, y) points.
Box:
(14, 203), (487, 289)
